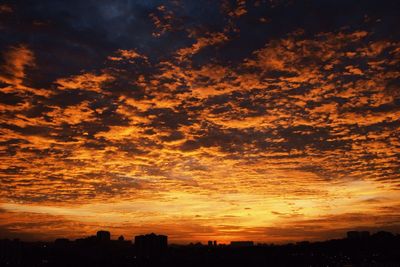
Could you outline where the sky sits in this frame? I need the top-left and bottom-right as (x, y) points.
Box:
(0, 0), (399, 244)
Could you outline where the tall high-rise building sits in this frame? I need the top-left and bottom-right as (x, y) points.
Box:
(134, 233), (168, 259)
(96, 230), (111, 241)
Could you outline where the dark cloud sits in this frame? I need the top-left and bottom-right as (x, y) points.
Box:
(144, 107), (194, 130)
(0, 91), (24, 105)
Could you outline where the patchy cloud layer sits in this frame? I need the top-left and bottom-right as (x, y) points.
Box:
(1, 0), (400, 243)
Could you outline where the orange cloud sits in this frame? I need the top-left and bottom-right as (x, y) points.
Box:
(177, 32), (229, 60)
(108, 49), (147, 61)
(0, 45), (35, 86)
(0, 4), (12, 13)
(55, 72), (113, 93)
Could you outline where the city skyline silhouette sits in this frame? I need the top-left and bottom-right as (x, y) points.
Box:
(1, 229), (400, 266)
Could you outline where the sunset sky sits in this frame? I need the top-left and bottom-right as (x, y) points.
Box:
(0, 0), (399, 244)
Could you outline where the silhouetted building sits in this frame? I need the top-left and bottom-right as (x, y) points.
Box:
(208, 240), (218, 246)
(118, 235), (125, 241)
(360, 231), (370, 238)
(55, 238), (70, 246)
(134, 233), (168, 259)
(2, 231), (400, 266)
(347, 231), (370, 240)
(97, 230), (111, 241)
(373, 231), (394, 239)
(230, 241), (254, 247)
(188, 242), (203, 247)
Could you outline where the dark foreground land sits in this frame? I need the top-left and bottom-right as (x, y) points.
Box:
(1, 231), (400, 267)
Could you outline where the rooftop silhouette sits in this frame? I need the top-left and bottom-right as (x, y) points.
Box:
(134, 233), (168, 259)
(1, 230), (399, 266)
(96, 230), (111, 242)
